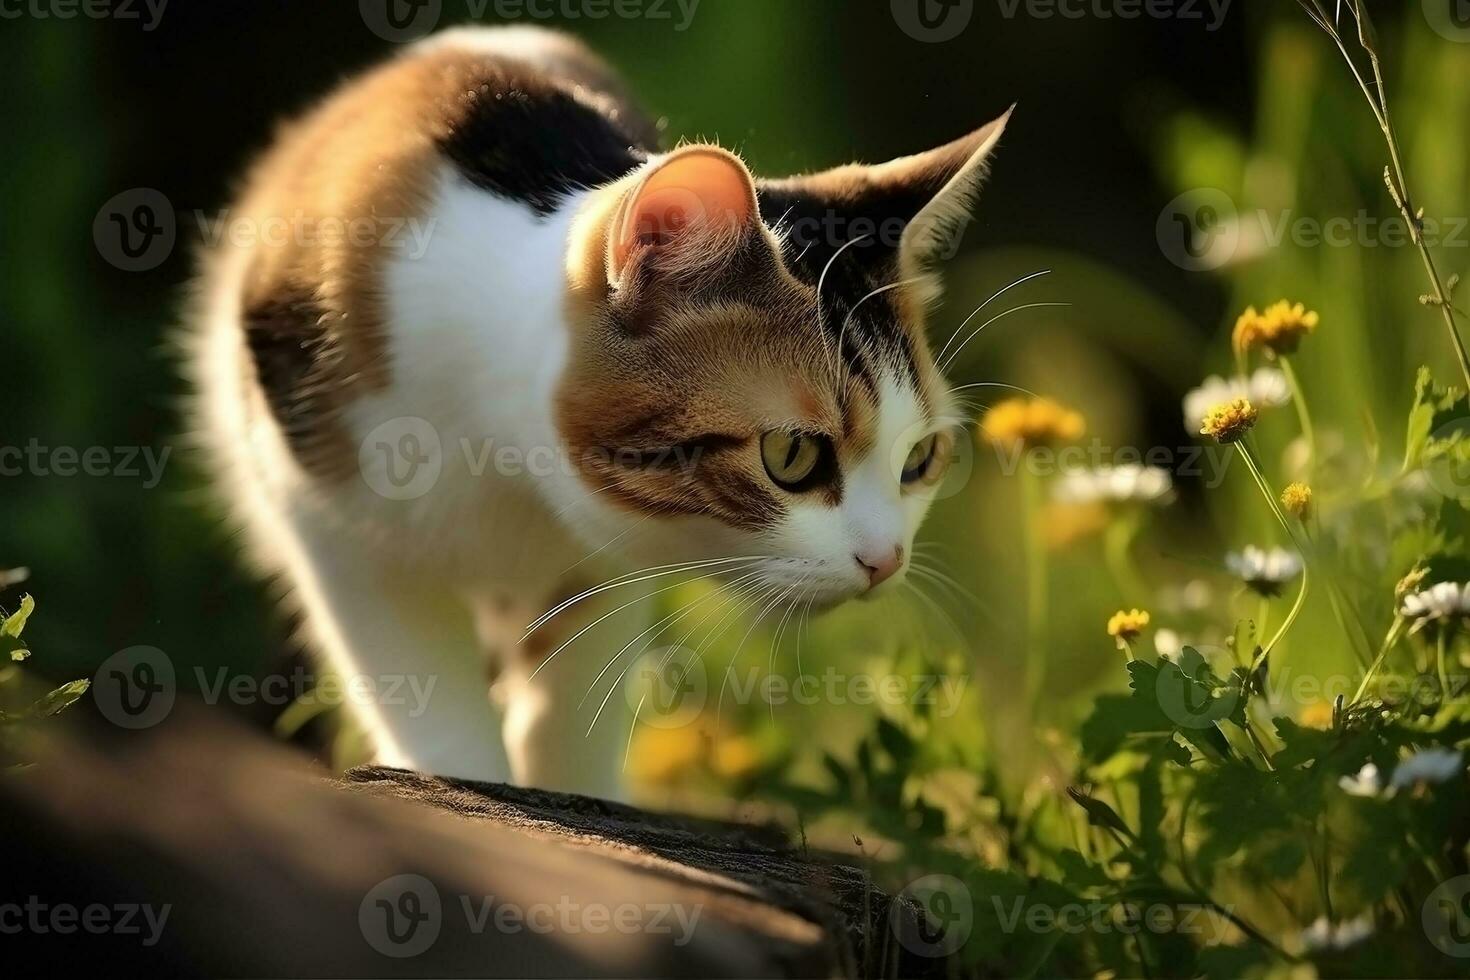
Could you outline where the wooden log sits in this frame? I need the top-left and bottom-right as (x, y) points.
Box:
(0, 708), (955, 978)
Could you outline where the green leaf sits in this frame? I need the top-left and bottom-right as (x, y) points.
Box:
(821, 751), (847, 790)
(1196, 942), (1271, 979)
(855, 737), (874, 781)
(1137, 753), (1167, 863)
(2, 635), (27, 662)
(2, 594), (34, 639)
(1066, 787), (1135, 840)
(875, 717), (914, 765)
(1054, 848), (1111, 893)
(1258, 836), (1307, 879)
(29, 679), (89, 718)
(1079, 657), (1239, 766)
(1404, 366), (1468, 471)
(1349, 0), (1379, 57)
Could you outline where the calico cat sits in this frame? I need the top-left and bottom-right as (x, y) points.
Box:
(190, 25), (1009, 799)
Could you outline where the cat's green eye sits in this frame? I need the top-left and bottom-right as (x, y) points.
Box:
(901, 433), (939, 484)
(761, 431), (830, 491)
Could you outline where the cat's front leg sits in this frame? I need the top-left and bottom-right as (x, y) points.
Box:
(468, 585), (651, 803)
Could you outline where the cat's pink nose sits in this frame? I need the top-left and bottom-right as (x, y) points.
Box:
(855, 546), (903, 589)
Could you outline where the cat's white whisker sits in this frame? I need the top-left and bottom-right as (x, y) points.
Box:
(528, 560), (767, 682)
(947, 382), (1046, 422)
(583, 574), (747, 735)
(940, 301), (1072, 374)
(791, 594), (815, 683)
(838, 278), (926, 389)
(558, 511), (654, 578)
(523, 554), (767, 638)
(579, 569), (761, 713)
(766, 574), (811, 721)
(933, 268), (1052, 368)
(620, 573), (772, 771)
(716, 581), (792, 724)
(900, 578), (967, 648)
(814, 234), (873, 380)
(908, 560), (978, 604)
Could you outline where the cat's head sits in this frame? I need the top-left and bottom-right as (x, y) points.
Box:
(557, 111), (1010, 608)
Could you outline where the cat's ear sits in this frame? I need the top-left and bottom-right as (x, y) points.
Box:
(887, 108), (1012, 272)
(607, 144), (759, 287)
(758, 107), (1013, 296)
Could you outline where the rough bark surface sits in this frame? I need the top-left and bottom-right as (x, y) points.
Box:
(2, 711), (949, 978)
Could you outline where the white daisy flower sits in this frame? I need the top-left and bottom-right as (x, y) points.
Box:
(1053, 464), (1176, 506)
(1338, 751), (1463, 800)
(1400, 581), (1470, 633)
(1300, 913), (1375, 952)
(1225, 546), (1303, 596)
(1338, 762), (1383, 798)
(1183, 368), (1292, 433)
(1389, 748), (1464, 790)
(1153, 628), (1184, 658)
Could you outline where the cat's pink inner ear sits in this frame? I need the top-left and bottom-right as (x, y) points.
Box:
(611, 146), (756, 280)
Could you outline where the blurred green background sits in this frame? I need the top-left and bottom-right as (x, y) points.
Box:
(4, 0), (1467, 758)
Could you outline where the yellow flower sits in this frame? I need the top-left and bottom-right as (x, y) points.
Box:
(626, 724), (708, 786)
(980, 396), (1085, 449)
(712, 734), (763, 782)
(1199, 398), (1258, 443)
(1395, 564), (1428, 601)
(1043, 500), (1110, 550)
(1107, 608), (1151, 646)
(1280, 482), (1313, 520)
(1299, 700), (1335, 731)
(1233, 301), (1319, 357)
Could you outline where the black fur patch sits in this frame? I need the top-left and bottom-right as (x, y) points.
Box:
(241, 284), (348, 472)
(757, 179), (938, 286)
(756, 180), (948, 389)
(436, 62), (654, 216)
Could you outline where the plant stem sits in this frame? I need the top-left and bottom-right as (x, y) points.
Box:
(1243, 711), (1277, 772)
(1278, 355), (1317, 468)
(1020, 459), (1049, 716)
(1301, 2), (1470, 389)
(1316, 820), (1335, 922)
(1172, 794), (1299, 962)
(1103, 510), (1148, 601)
(1292, 513), (1374, 666)
(1364, 43), (1470, 392)
(1236, 443), (1310, 667)
(1351, 615), (1405, 706)
(1437, 630), (1450, 705)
